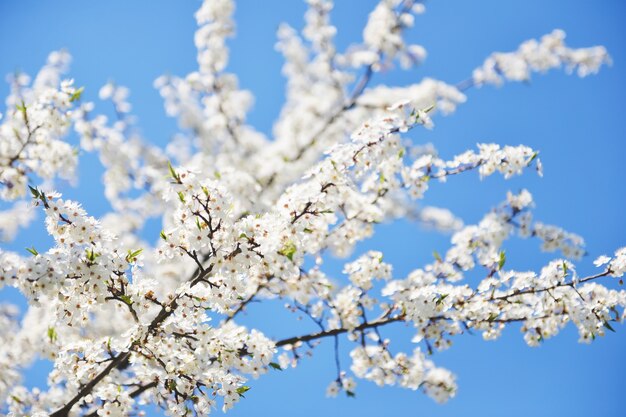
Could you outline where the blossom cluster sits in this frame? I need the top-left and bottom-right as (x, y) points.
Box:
(0, 51), (79, 201)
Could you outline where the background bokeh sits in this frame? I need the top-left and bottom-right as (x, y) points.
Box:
(1, 1), (625, 416)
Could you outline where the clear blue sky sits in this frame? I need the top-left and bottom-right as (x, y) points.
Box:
(1, 1), (625, 416)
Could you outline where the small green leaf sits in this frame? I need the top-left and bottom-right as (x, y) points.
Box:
(423, 103), (436, 113)
(26, 246), (39, 256)
(562, 261), (569, 278)
(166, 380), (177, 391)
(28, 185), (40, 199)
(433, 251), (442, 262)
(498, 251), (506, 270)
(16, 100), (26, 113)
(487, 313), (499, 323)
(85, 248), (100, 263)
(126, 248), (143, 263)
(120, 295), (133, 306)
(160, 230), (168, 241)
(269, 362), (283, 371)
(435, 294), (449, 306)
(236, 386), (251, 397)
(177, 191), (186, 203)
(346, 390), (356, 398)
(167, 161), (180, 183)
(47, 327), (57, 343)
(278, 241), (297, 261)
(69, 86), (85, 102)
(603, 320), (616, 333)
(303, 228), (314, 234)
(28, 186), (48, 207)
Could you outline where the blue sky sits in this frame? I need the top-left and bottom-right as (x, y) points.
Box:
(1, 1), (625, 416)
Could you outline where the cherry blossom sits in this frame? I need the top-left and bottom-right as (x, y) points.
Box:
(0, 1), (621, 416)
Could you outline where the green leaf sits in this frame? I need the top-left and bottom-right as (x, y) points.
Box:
(160, 230), (168, 241)
(269, 362), (283, 371)
(346, 390), (356, 398)
(28, 186), (48, 207)
(433, 251), (442, 262)
(435, 294), (449, 306)
(498, 251), (506, 270)
(47, 327), (57, 343)
(120, 295), (133, 306)
(167, 161), (180, 183)
(236, 386), (251, 397)
(69, 86), (85, 102)
(527, 151), (539, 165)
(16, 100), (26, 113)
(126, 248), (143, 263)
(603, 320), (616, 333)
(25, 246), (39, 256)
(177, 191), (186, 203)
(562, 261), (569, 278)
(166, 380), (177, 391)
(303, 228), (313, 234)
(278, 241), (297, 261)
(423, 103), (436, 113)
(28, 185), (40, 199)
(85, 248), (100, 263)
(487, 313), (499, 323)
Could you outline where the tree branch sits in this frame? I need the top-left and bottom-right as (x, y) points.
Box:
(275, 315), (404, 348)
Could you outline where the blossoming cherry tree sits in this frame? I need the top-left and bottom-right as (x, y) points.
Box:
(0, 1), (623, 416)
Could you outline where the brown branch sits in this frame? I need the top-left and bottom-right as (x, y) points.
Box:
(275, 315), (404, 348)
(50, 351), (132, 417)
(490, 270), (611, 302)
(49, 252), (215, 416)
(82, 381), (159, 417)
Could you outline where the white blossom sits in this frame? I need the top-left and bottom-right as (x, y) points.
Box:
(0, 1), (621, 416)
